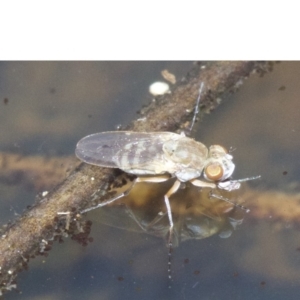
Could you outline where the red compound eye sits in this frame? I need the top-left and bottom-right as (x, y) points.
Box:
(205, 163), (224, 181)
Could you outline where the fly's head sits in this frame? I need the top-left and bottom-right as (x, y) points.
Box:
(203, 145), (235, 182)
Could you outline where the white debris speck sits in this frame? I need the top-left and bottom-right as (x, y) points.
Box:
(42, 191), (48, 197)
(149, 82), (170, 96)
(136, 117), (147, 122)
(114, 124), (122, 130)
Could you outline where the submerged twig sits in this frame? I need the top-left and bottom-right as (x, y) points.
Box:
(0, 152), (79, 191)
(0, 61), (271, 294)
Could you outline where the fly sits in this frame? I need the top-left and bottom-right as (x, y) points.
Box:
(75, 83), (260, 280)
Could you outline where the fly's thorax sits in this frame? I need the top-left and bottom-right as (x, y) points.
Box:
(203, 145), (235, 182)
(162, 137), (209, 182)
(162, 136), (208, 168)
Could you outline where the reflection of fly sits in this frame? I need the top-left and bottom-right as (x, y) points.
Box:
(75, 83), (260, 279)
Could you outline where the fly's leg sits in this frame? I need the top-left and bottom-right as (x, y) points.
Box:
(163, 179), (181, 280)
(81, 175), (172, 214)
(81, 174), (179, 280)
(129, 175), (181, 280)
(190, 178), (216, 189)
(217, 175), (261, 191)
(80, 177), (139, 214)
(124, 202), (166, 232)
(188, 82), (204, 135)
(134, 177), (175, 226)
(122, 204), (151, 232)
(209, 192), (250, 213)
(136, 175), (171, 183)
(190, 178), (251, 212)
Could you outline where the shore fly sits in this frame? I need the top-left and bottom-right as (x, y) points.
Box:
(75, 83), (260, 279)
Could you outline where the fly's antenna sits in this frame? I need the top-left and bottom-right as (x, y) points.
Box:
(209, 191), (250, 213)
(188, 82), (205, 135)
(228, 146), (237, 153)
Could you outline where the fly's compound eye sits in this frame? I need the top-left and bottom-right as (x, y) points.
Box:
(204, 162), (224, 181)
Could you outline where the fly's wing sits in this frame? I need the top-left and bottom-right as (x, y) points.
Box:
(75, 131), (180, 174)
